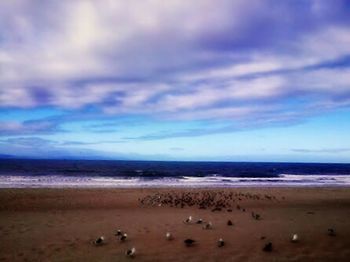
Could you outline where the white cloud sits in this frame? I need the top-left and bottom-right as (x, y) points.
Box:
(0, 0), (349, 125)
(153, 76), (285, 112)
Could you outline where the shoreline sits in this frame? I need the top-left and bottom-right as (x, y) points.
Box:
(1, 173), (350, 188)
(2, 184), (350, 189)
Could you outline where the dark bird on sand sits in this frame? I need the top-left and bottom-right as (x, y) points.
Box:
(263, 242), (273, 252)
(328, 228), (336, 236)
(184, 239), (196, 246)
(252, 212), (260, 220)
(93, 236), (105, 246)
(120, 233), (128, 241)
(217, 238), (225, 247)
(125, 247), (136, 257)
(196, 219), (203, 224)
(184, 216), (192, 224)
(227, 220), (233, 226)
(115, 229), (123, 236)
(203, 222), (213, 230)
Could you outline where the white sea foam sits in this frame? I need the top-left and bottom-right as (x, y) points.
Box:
(0, 174), (350, 188)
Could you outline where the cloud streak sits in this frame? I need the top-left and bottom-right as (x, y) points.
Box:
(0, 137), (123, 147)
(0, 137), (173, 160)
(0, 119), (63, 136)
(292, 148), (350, 154)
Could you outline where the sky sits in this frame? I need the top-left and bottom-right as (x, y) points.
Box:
(1, 0), (350, 163)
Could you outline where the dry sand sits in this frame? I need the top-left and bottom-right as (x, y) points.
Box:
(0, 187), (350, 261)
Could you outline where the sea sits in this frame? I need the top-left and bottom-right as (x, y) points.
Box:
(0, 159), (350, 188)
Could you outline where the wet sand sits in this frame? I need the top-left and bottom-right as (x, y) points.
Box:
(0, 187), (350, 261)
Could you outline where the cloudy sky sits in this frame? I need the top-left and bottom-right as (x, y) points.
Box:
(1, 0), (350, 162)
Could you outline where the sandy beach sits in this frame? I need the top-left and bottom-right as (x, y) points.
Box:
(1, 187), (350, 261)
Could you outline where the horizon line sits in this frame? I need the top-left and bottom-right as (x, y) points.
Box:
(1, 157), (349, 165)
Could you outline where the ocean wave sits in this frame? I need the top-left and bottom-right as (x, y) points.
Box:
(0, 174), (350, 188)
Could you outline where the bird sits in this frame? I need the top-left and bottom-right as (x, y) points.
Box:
(115, 229), (123, 236)
(196, 219), (203, 224)
(184, 239), (195, 246)
(166, 232), (173, 240)
(328, 228), (336, 236)
(125, 247), (136, 257)
(217, 238), (225, 247)
(263, 242), (273, 252)
(120, 233), (128, 241)
(291, 234), (299, 243)
(203, 222), (213, 230)
(93, 236), (105, 246)
(227, 220), (233, 226)
(184, 216), (192, 224)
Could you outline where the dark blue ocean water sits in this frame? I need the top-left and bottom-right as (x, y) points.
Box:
(0, 159), (350, 187)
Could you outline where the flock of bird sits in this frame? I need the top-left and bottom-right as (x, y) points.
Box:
(92, 191), (337, 258)
(138, 190), (276, 210)
(92, 216), (337, 258)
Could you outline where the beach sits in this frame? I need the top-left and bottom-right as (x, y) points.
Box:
(1, 187), (350, 261)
